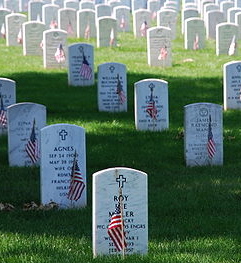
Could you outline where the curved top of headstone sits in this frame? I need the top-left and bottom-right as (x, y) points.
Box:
(98, 61), (126, 69)
(184, 102), (223, 109)
(135, 78), (168, 86)
(41, 123), (85, 132)
(8, 102), (46, 110)
(69, 42), (94, 49)
(93, 167), (147, 178)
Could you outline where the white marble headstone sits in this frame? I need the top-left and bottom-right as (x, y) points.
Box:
(4, 0), (19, 12)
(64, 0), (79, 10)
(58, 8), (77, 38)
(184, 103), (223, 166)
(223, 61), (241, 110)
(7, 102), (46, 167)
(113, 6), (131, 32)
(206, 10), (224, 40)
(135, 79), (169, 131)
(93, 167), (148, 256)
(185, 18), (206, 50)
(28, 0), (44, 21)
(0, 78), (16, 135)
(96, 3), (112, 18)
(216, 22), (239, 55)
(157, 9), (178, 40)
(181, 8), (199, 34)
(22, 21), (46, 56)
(131, 0), (147, 11)
(42, 4), (59, 29)
(41, 123), (86, 209)
(0, 8), (11, 38)
(43, 29), (68, 68)
(97, 17), (117, 47)
(68, 43), (94, 86)
(147, 26), (172, 67)
(5, 13), (27, 46)
(77, 9), (96, 39)
(79, 1), (95, 10)
(98, 62), (127, 112)
(220, 1), (234, 20)
(133, 9), (151, 38)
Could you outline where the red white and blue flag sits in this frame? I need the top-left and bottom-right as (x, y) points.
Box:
(17, 28), (22, 44)
(55, 43), (65, 63)
(1, 23), (5, 38)
(146, 90), (157, 120)
(68, 158), (85, 201)
(0, 95), (7, 127)
(140, 21), (148, 37)
(49, 19), (58, 29)
(158, 46), (168, 61)
(120, 16), (126, 30)
(207, 115), (216, 159)
(116, 74), (126, 104)
(109, 28), (115, 46)
(25, 119), (39, 164)
(193, 33), (199, 50)
(80, 54), (92, 80)
(84, 24), (90, 39)
(108, 202), (126, 251)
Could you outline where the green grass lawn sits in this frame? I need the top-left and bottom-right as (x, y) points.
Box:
(0, 15), (241, 262)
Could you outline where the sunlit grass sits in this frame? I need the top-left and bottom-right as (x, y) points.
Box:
(0, 14), (241, 263)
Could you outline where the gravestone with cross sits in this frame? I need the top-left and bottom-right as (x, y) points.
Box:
(92, 167), (148, 256)
(134, 79), (169, 131)
(68, 43), (94, 86)
(98, 62), (127, 112)
(184, 102), (223, 166)
(40, 123), (86, 209)
(223, 61), (241, 110)
(7, 102), (46, 167)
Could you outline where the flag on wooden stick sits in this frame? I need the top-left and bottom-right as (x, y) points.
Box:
(25, 119), (39, 164)
(207, 115), (216, 159)
(55, 43), (65, 63)
(108, 202), (127, 251)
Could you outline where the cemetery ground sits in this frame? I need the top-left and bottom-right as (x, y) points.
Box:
(1, 22), (241, 262)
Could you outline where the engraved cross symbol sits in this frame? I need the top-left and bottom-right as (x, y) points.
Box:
(59, 129), (68, 140)
(116, 174), (126, 188)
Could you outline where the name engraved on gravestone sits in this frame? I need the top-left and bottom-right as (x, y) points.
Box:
(7, 102), (46, 167)
(98, 62), (127, 112)
(93, 167), (148, 256)
(223, 61), (241, 110)
(68, 43), (94, 86)
(0, 78), (16, 135)
(184, 103), (223, 166)
(41, 124), (86, 209)
(135, 79), (169, 131)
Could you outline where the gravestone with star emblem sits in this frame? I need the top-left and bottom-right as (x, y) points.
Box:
(223, 61), (241, 110)
(98, 62), (127, 112)
(68, 43), (94, 86)
(134, 79), (169, 131)
(92, 167), (148, 256)
(7, 102), (46, 167)
(184, 102), (223, 166)
(40, 123), (86, 209)
(0, 78), (16, 135)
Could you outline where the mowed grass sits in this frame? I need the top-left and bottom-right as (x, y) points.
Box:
(0, 15), (241, 263)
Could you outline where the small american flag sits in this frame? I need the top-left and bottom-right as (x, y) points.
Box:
(67, 21), (73, 35)
(151, 11), (157, 20)
(84, 24), (90, 39)
(207, 115), (216, 159)
(55, 43), (65, 63)
(67, 157), (85, 201)
(158, 46), (168, 61)
(49, 19), (58, 29)
(1, 23), (5, 38)
(140, 21), (148, 37)
(193, 33), (199, 50)
(120, 16), (125, 30)
(146, 89), (157, 120)
(109, 28), (115, 46)
(0, 95), (7, 127)
(116, 74), (126, 104)
(17, 28), (22, 44)
(108, 202), (126, 252)
(80, 54), (92, 80)
(25, 119), (39, 164)
(228, 35), (236, 56)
